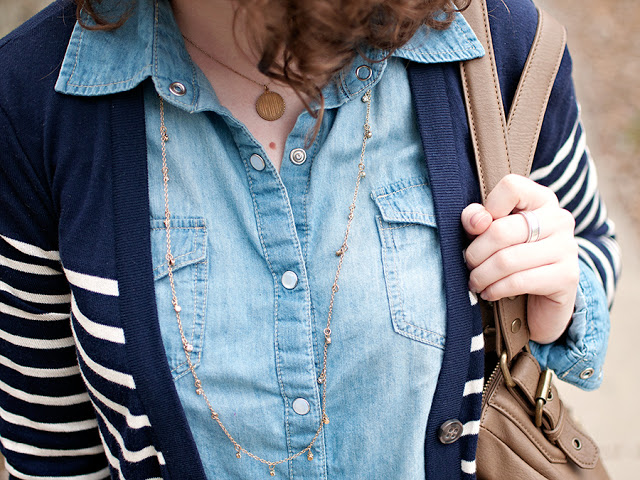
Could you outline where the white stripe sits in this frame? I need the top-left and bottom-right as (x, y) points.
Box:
(461, 459), (477, 474)
(0, 253), (62, 276)
(577, 238), (615, 305)
(546, 131), (587, 193)
(0, 280), (70, 305)
(574, 191), (601, 236)
(0, 405), (97, 433)
(462, 420), (480, 436)
(558, 160), (588, 208)
(93, 402), (159, 463)
(0, 235), (60, 261)
(468, 290), (478, 306)
(0, 302), (70, 321)
(1, 437), (103, 457)
(470, 333), (484, 352)
(571, 155), (599, 232)
(80, 369), (150, 429)
(530, 116), (579, 182)
(0, 353), (79, 378)
(5, 462), (110, 480)
(0, 378), (89, 406)
(0, 328), (74, 349)
(97, 429), (125, 480)
(72, 325), (135, 389)
(157, 451), (166, 465)
(72, 295), (125, 344)
(463, 378), (484, 396)
(64, 268), (119, 296)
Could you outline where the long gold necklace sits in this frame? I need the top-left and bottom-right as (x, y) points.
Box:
(159, 89), (373, 477)
(183, 35), (286, 121)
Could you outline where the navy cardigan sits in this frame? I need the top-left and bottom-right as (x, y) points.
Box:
(0, 0), (613, 478)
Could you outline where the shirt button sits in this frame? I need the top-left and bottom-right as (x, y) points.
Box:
(438, 419), (463, 444)
(289, 148), (307, 165)
(355, 65), (372, 81)
(292, 398), (310, 415)
(579, 367), (595, 380)
(281, 271), (298, 290)
(250, 154), (266, 171)
(169, 82), (187, 96)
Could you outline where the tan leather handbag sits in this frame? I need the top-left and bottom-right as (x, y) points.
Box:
(458, 0), (610, 478)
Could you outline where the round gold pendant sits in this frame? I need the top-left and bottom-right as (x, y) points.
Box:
(256, 88), (286, 121)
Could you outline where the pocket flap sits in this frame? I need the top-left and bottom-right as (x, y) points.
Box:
(372, 177), (437, 226)
(150, 217), (207, 280)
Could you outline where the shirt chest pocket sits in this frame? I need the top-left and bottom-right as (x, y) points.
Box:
(151, 217), (208, 380)
(373, 178), (447, 349)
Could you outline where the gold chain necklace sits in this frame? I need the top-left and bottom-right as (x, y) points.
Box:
(182, 35), (286, 121)
(159, 89), (373, 477)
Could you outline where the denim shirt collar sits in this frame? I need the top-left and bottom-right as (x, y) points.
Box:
(55, 0), (484, 111)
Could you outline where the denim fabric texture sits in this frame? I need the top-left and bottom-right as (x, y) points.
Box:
(52, 0), (609, 478)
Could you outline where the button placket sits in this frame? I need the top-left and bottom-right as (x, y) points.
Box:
(238, 142), (325, 477)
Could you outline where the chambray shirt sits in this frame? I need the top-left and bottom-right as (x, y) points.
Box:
(53, 0), (607, 478)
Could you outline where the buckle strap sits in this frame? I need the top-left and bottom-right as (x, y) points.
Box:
(510, 353), (600, 468)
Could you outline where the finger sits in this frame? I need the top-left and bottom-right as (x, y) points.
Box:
(468, 236), (576, 293)
(461, 203), (493, 237)
(484, 174), (558, 220)
(465, 206), (575, 269)
(476, 259), (579, 303)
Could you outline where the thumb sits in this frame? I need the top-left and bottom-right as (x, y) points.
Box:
(461, 203), (493, 237)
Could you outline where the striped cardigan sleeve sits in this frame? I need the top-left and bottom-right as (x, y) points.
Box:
(0, 106), (110, 478)
(527, 57), (620, 389)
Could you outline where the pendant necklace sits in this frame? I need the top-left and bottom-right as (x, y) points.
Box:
(183, 35), (286, 121)
(159, 88), (373, 476)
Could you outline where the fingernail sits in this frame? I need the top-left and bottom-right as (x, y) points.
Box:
(480, 291), (489, 301)
(470, 211), (488, 228)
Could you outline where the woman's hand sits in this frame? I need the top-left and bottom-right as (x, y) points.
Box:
(461, 174), (580, 344)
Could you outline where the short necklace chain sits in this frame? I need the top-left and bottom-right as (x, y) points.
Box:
(182, 34), (286, 121)
(159, 89), (373, 477)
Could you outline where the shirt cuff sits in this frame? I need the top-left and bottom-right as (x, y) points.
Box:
(529, 258), (610, 390)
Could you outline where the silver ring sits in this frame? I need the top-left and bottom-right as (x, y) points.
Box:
(518, 211), (541, 243)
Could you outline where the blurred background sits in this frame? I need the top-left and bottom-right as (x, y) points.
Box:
(0, 0), (638, 478)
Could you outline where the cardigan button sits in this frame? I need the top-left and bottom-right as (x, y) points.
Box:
(438, 419), (464, 444)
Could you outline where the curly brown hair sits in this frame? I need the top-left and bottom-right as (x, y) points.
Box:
(75, 0), (469, 128)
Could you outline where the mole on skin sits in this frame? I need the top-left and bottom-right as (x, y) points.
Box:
(269, 142), (276, 150)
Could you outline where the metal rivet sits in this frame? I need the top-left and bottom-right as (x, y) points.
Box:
(438, 419), (463, 445)
(292, 398), (310, 415)
(250, 153), (266, 171)
(281, 271), (298, 290)
(573, 438), (582, 450)
(290, 148), (307, 165)
(579, 368), (595, 380)
(169, 82), (187, 96)
(511, 318), (522, 333)
(355, 65), (372, 81)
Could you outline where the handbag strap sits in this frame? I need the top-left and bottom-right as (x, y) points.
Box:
(459, 0), (567, 362)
